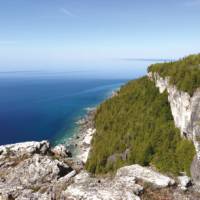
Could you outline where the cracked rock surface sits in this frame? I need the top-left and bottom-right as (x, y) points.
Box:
(0, 141), (76, 200)
(0, 141), (199, 200)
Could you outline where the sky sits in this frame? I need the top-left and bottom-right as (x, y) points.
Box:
(0, 0), (200, 72)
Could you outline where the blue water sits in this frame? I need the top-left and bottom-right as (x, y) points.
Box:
(0, 74), (126, 145)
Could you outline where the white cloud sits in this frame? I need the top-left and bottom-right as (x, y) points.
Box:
(184, 0), (200, 6)
(60, 8), (75, 17)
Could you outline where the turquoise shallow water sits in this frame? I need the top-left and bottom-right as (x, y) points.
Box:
(0, 73), (126, 145)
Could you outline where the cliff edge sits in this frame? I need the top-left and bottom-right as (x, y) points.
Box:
(148, 54), (200, 187)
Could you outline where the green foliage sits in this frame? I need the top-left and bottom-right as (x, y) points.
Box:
(148, 54), (200, 95)
(86, 77), (195, 176)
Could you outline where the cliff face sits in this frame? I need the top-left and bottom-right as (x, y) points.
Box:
(148, 72), (200, 156)
(148, 72), (200, 185)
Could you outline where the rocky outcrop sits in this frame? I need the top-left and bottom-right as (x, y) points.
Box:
(0, 141), (77, 200)
(148, 72), (200, 146)
(0, 140), (50, 158)
(63, 171), (142, 200)
(0, 140), (199, 199)
(117, 164), (175, 187)
(148, 72), (200, 186)
(63, 164), (175, 200)
(0, 140), (183, 200)
(63, 164), (199, 200)
(52, 144), (72, 158)
(177, 175), (191, 191)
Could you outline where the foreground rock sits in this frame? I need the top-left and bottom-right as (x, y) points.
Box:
(178, 175), (191, 191)
(117, 164), (175, 187)
(63, 170), (142, 200)
(0, 140), (199, 200)
(0, 141), (78, 199)
(63, 164), (176, 200)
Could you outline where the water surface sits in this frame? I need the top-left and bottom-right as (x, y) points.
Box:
(0, 74), (125, 145)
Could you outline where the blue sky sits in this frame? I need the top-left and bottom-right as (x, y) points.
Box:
(0, 0), (200, 71)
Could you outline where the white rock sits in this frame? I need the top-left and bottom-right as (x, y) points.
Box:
(52, 144), (71, 157)
(64, 164), (175, 200)
(117, 164), (175, 187)
(178, 176), (191, 191)
(76, 128), (96, 163)
(64, 170), (142, 200)
(0, 140), (50, 158)
(77, 148), (90, 163)
(83, 128), (96, 145)
(1, 154), (71, 185)
(0, 153), (74, 199)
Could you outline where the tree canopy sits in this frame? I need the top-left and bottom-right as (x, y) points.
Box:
(148, 54), (200, 95)
(86, 77), (195, 176)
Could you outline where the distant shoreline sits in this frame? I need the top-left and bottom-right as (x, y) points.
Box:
(65, 86), (121, 163)
(70, 108), (96, 162)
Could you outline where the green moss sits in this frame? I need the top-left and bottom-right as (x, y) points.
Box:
(86, 77), (195, 176)
(148, 54), (200, 96)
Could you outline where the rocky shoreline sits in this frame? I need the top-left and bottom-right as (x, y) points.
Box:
(66, 89), (119, 162)
(66, 107), (96, 163)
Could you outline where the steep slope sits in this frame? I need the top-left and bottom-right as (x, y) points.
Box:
(148, 54), (200, 186)
(86, 76), (195, 176)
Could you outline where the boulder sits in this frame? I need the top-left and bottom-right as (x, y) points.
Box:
(178, 176), (191, 191)
(116, 164), (175, 188)
(52, 144), (72, 158)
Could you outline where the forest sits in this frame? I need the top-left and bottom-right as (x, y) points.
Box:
(148, 54), (200, 95)
(86, 76), (195, 176)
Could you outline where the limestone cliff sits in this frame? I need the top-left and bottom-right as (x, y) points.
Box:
(148, 72), (200, 185)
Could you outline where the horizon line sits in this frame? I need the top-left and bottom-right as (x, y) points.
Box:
(120, 58), (175, 62)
